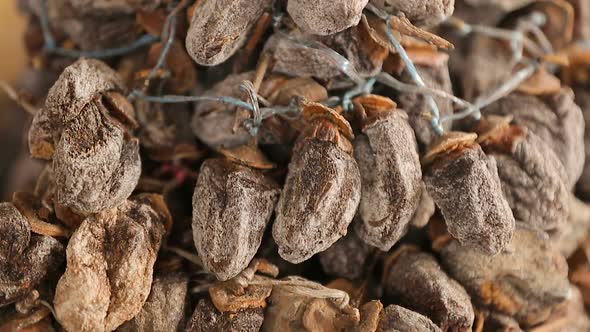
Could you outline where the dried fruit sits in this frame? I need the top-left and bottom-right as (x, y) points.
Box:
(440, 227), (570, 327)
(0, 234), (64, 307)
(377, 304), (443, 332)
(484, 88), (585, 189)
(352, 95), (422, 251)
(287, 0), (369, 36)
(395, 53), (454, 148)
(0, 202), (31, 262)
(192, 156), (280, 280)
(474, 116), (569, 233)
(186, 0), (271, 66)
(273, 102), (361, 263)
(54, 194), (169, 332)
(410, 182), (436, 228)
(187, 298), (264, 332)
(369, 0), (456, 28)
(28, 58), (140, 215)
(383, 246), (474, 331)
(261, 276), (360, 331)
(423, 132), (515, 255)
(119, 274), (189, 332)
(318, 228), (372, 280)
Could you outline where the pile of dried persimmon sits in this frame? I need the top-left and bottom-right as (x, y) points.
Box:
(1, 0), (590, 331)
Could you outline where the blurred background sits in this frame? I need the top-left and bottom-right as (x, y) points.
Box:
(0, 3), (42, 201)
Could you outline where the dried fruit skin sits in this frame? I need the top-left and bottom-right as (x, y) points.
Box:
(0, 203), (30, 262)
(287, 0), (369, 36)
(318, 229), (371, 280)
(424, 144), (515, 255)
(186, 0), (271, 66)
(0, 235), (64, 307)
(353, 110), (422, 251)
(440, 228), (570, 327)
(186, 298), (264, 332)
(574, 87), (590, 196)
(53, 100), (141, 215)
(410, 182), (435, 228)
(192, 158), (280, 281)
(378, 305), (443, 332)
(273, 139), (361, 263)
(118, 274), (189, 332)
(485, 131), (569, 233)
(484, 89), (585, 189)
(47, 0), (140, 51)
(261, 276), (360, 332)
(397, 64), (454, 148)
(369, 0), (455, 28)
(192, 72), (253, 149)
(383, 249), (474, 331)
(66, 0), (161, 15)
(28, 59), (140, 215)
(54, 195), (167, 332)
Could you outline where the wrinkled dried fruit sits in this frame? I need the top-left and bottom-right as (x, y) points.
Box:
(440, 227), (570, 327)
(378, 305), (443, 332)
(528, 285), (590, 332)
(54, 194), (169, 332)
(28, 58), (140, 215)
(475, 117), (569, 233)
(262, 276), (360, 331)
(186, 298), (264, 332)
(410, 182), (436, 228)
(287, 0), (369, 36)
(396, 58), (454, 148)
(369, 0), (456, 28)
(192, 157), (280, 280)
(484, 89), (585, 189)
(352, 95), (422, 251)
(65, 0), (161, 15)
(553, 194), (590, 257)
(47, 0), (141, 51)
(1, 235), (64, 307)
(423, 132), (515, 255)
(318, 228), (372, 280)
(186, 0), (271, 66)
(119, 274), (189, 332)
(383, 246), (474, 331)
(0, 202), (31, 262)
(273, 103), (361, 263)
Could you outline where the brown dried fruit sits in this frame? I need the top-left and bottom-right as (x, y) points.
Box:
(395, 55), (454, 148)
(423, 132), (515, 255)
(0, 202), (31, 262)
(318, 228), (372, 280)
(567, 0), (590, 41)
(529, 285), (590, 332)
(54, 194), (169, 332)
(352, 95), (422, 251)
(192, 157), (280, 280)
(65, 0), (161, 15)
(440, 227), (570, 327)
(287, 0), (369, 36)
(28, 59), (140, 215)
(553, 194), (590, 257)
(410, 182), (436, 228)
(146, 40), (198, 94)
(192, 72), (253, 149)
(273, 103), (361, 263)
(186, 298), (264, 332)
(377, 304), (443, 332)
(47, 0), (141, 51)
(516, 67), (562, 96)
(383, 246), (474, 331)
(118, 274), (189, 332)
(261, 276), (360, 331)
(0, 234), (64, 307)
(474, 117), (569, 233)
(573, 87), (590, 196)
(484, 89), (584, 189)
(369, 0), (456, 28)
(185, 0), (271, 66)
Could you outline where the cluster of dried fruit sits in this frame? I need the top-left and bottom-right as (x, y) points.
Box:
(2, 0), (590, 330)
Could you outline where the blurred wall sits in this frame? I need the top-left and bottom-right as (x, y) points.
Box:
(0, 1), (27, 82)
